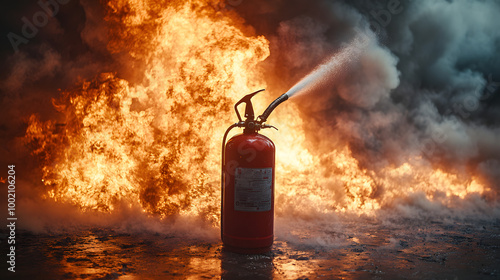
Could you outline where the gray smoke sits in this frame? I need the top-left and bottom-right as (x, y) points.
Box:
(236, 0), (500, 197)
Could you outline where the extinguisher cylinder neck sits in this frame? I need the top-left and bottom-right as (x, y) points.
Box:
(243, 121), (259, 134)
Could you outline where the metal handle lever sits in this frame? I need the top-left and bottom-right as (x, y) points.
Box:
(234, 89), (265, 122)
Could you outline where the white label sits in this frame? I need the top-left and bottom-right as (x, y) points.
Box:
(234, 167), (272, 212)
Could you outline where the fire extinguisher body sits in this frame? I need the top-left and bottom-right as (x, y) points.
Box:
(222, 132), (275, 254)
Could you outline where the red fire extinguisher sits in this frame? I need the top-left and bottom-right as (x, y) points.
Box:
(221, 89), (289, 254)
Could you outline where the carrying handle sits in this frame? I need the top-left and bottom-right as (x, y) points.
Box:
(234, 89), (265, 122)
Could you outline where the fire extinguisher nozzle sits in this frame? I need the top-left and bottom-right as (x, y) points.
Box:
(258, 93), (289, 123)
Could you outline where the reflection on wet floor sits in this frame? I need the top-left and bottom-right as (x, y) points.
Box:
(1, 218), (499, 279)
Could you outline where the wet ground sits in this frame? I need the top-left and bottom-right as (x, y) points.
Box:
(1, 218), (499, 279)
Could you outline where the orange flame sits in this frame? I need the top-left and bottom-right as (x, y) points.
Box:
(24, 0), (490, 225)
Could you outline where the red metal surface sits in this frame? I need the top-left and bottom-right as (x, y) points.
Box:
(222, 132), (275, 253)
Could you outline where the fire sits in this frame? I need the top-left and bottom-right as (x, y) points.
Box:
(25, 0), (269, 225)
(24, 0), (490, 225)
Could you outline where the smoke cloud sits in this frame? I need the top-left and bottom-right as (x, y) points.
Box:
(226, 0), (500, 226)
(236, 0), (500, 191)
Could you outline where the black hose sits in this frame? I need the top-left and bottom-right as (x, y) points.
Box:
(258, 93), (289, 123)
(221, 123), (239, 240)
